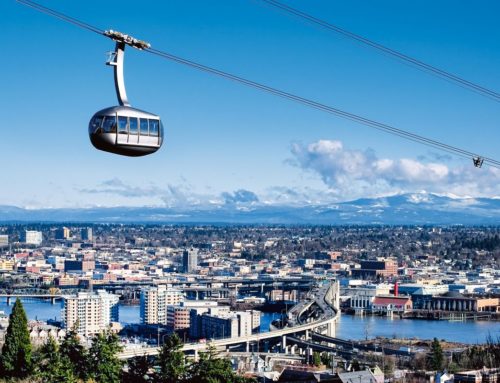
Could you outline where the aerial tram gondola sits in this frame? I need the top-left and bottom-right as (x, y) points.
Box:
(89, 30), (164, 156)
(15, 0), (500, 169)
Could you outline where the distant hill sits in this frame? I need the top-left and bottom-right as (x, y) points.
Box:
(0, 192), (499, 224)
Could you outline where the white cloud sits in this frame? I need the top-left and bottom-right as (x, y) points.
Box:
(290, 139), (500, 200)
(79, 178), (163, 198)
(221, 189), (259, 204)
(74, 141), (500, 208)
(78, 180), (261, 208)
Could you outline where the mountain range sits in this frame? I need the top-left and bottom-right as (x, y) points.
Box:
(0, 193), (499, 224)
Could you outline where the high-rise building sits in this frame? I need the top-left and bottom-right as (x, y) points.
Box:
(81, 228), (93, 241)
(21, 230), (43, 246)
(62, 290), (119, 337)
(166, 301), (218, 331)
(55, 227), (71, 240)
(237, 311), (252, 338)
(166, 306), (191, 331)
(182, 248), (198, 273)
(140, 285), (184, 325)
(0, 235), (8, 248)
(247, 309), (261, 332)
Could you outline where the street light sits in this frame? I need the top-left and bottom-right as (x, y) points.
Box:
(157, 324), (160, 347)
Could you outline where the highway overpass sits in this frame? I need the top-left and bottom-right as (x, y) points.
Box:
(118, 280), (340, 360)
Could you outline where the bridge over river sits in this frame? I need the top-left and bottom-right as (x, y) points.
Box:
(0, 294), (65, 305)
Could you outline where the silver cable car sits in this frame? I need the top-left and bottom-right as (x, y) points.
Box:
(89, 31), (164, 156)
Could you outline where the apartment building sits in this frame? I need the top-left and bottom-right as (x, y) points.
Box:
(62, 290), (119, 337)
(140, 285), (184, 325)
(21, 230), (43, 246)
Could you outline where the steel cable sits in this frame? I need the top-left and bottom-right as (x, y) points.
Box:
(16, 0), (500, 169)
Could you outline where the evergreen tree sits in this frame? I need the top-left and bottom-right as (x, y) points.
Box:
(321, 352), (333, 368)
(430, 338), (444, 371)
(452, 337), (500, 370)
(59, 324), (88, 381)
(123, 355), (151, 383)
(0, 299), (32, 378)
(155, 333), (187, 383)
(35, 336), (76, 383)
(86, 331), (124, 383)
(189, 345), (253, 383)
(312, 351), (321, 367)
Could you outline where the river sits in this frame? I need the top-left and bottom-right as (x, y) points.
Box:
(0, 300), (497, 344)
(335, 314), (499, 344)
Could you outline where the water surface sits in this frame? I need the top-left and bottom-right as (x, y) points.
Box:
(1, 299), (497, 344)
(335, 314), (499, 344)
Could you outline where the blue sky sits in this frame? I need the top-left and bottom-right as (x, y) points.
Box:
(1, 0), (500, 208)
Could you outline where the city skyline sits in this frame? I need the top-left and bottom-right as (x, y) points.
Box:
(1, 0), (499, 208)
(0, 222), (498, 380)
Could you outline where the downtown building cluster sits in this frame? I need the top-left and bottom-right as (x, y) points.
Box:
(139, 285), (261, 338)
(0, 224), (498, 340)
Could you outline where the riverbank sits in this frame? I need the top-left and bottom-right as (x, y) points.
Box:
(1, 299), (498, 344)
(343, 308), (499, 321)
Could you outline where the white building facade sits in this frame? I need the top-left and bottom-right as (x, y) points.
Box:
(0, 235), (8, 248)
(62, 290), (119, 337)
(21, 230), (43, 245)
(140, 285), (184, 325)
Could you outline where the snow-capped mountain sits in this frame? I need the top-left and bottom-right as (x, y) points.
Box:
(0, 192), (499, 224)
